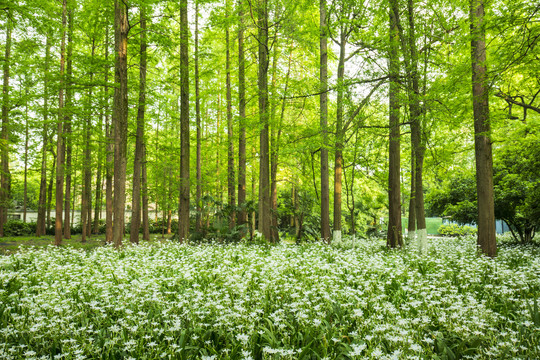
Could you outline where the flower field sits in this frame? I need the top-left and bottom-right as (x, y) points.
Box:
(0, 237), (539, 359)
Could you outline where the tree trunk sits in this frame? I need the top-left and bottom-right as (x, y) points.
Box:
(226, 1), (236, 229)
(23, 93), (29, 223)
(0, 8), (12, 236)
(82, 42), (95, 244)
(178, 0), (190, 242)
(130, 5), (148, 245)
(195, 0), (203, 233)
(36, 35), (51, 236)
(470, 0), (496, 257)
(387, 0), (403, 248)
(257, 0), (272, 242)
(104, 28), (113, 244)
(407, 155), (416, 244)
(93, 108), (103, 235)
(319, 0), (331, 243)
(113, 0), (129, 248)
(333, 27), (346, 244)
(55, 0), (68, 246)
(141, 144), (150, 241)
(47, 153), (56, 231)
(237, 0), (247, 227)
(63, 7), (74, 239)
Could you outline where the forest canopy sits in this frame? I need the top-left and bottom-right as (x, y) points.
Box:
(0, 0), (538, 254)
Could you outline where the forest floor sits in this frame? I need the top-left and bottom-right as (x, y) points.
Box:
(0, 234), (170, 254)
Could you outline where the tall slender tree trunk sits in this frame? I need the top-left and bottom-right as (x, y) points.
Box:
(93, 110), (103, 235)
(470, 0), (496, 257)
(319, 0), (331, 243)
(23, 92), (29, 223)
(407, 155), (416, 244)
(141, 144), (150, 241)
(47, 153), (56, 231)
(82, 42), (95, 244)
(270, 43), (292, 242)
(0, 8), (12, 236)
(178, 0), (190, 242)
(113, 0), (129, 248)
(37, 35), (52, 236)
(333, 28), (346, 244)
(63, 7), (74, 239)
(226, 1), (236, 229)
(407, 0), (427, 253)
(237, 0), (247, 228)
(130, 5), (148, 244)
(387, 0), (403, 248)
(104, 28), (113, 244)
(195, 0), (203, 233)
(55, 0), (68, 246)
(257, 0), (272, 242)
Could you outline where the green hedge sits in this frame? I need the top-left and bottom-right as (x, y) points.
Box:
(438, 223), (477, 237)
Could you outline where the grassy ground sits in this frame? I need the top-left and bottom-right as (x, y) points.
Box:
(0, 234), (171, 255)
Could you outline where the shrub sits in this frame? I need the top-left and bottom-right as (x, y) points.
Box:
(438, 223), (477, 237)
(3, 220), (32, 236)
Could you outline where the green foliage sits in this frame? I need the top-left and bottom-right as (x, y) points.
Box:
(438, 223), (477, 237)
(3, 220), (33, 236)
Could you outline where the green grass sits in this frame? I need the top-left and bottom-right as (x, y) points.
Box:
(0, 234), (105, 254)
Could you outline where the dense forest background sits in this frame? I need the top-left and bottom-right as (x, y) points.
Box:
(0, 0), (538, 253)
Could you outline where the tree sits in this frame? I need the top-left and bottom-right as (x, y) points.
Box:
(36, 34), (51, 237)
(319, 0), (330, 243)
(55, 0), (68, 246)
(178, 0), (190, 242)
(0, 7), (12, 237)
(113, 0), (129, 248)
(130, 3), (148, 245)
(237, 0), (247, 228)
(195, 0), (203, 233)
(225, 0), (235, 229)
(470, 0), (496, 257)
(257, 0), (272, 241)
(63, 5), (74, 240)
(387, 0), (402, 248)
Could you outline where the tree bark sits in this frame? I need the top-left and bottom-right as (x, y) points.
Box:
(63, 7), (74, 239)
(55, 0), (68, 246)
(0, 8), (12, 236)
(93, 110), (103, 235)
(81, 41), (96, 243)
(333, 27), (346, 244)
(104, 27), (113, 244)
(130, 5), (148, 245)
(178, 0), (190, 242)
(319, 0), (331, 243)
(257, 0), (272, 241)
(226, 1), (236, 229)
(470, 0), (496, 257)
(37, 35), (51, 236)
(387, 0), (403, 248)
(113, 0), (129, 248)
(237, 0), (247, 227)
(195, 0), (203, 233)
(23, 91), (29, 223)
(141, 144), (150, 241)
(47, 153), (55, 231)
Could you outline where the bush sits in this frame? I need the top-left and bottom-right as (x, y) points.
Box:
(438, 223), (477, 237)
(3, 220), (33, 236)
